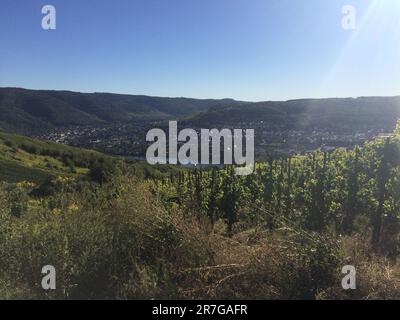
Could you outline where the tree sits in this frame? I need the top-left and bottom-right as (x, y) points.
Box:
(89, 160), (116, 184)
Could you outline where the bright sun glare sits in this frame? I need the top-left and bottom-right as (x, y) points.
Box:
(317, 0), (400, 98)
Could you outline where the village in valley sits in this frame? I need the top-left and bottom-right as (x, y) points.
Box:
(40, 119), (395, 161)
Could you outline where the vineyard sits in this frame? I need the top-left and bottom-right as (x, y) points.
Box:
(156, 122), (400, 255)
(1, 123), (400, 299)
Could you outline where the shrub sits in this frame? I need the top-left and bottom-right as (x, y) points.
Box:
(177, 228), (341, 299)
(0, 175), (211, 299)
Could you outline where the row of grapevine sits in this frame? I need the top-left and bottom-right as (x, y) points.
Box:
(155, 123), (400, 254)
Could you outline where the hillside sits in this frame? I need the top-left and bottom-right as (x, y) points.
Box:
(0, 131), (112, 183)
(2, 87), (400, 137)
(184, 96), (400, 132)
(2, 122), (400, 299)
(0, 131), (186, 184)
(0, 87), (242, 134)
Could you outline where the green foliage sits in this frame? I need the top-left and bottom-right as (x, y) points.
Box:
(0, 87), (241, 134)
(188, 97), (400, 132)
(156, 122), (400, 253)
(0, 131), (101, 177)
(2, 122), (400, 299)
(0, 175), (211, 299)
(89, 160), (117, 184)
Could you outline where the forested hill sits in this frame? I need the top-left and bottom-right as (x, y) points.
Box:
(0, 87), (242, 134)
(2, 87), (400, 135)
(185, 96), (400, 132)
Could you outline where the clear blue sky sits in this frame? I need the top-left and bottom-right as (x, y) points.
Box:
(0, 0), (399, 101)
